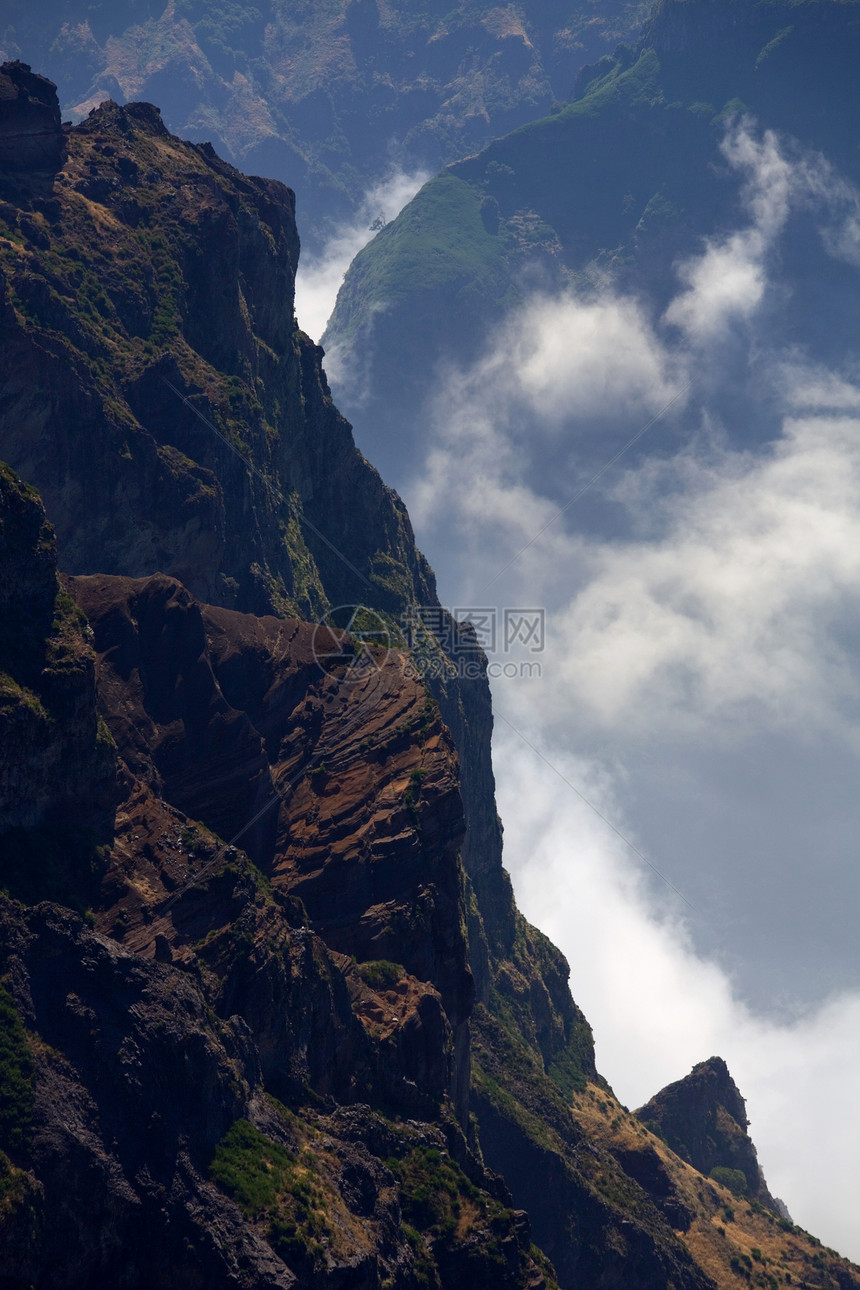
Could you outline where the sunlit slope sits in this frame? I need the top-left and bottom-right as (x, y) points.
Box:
(572, 1081), (860, 1290)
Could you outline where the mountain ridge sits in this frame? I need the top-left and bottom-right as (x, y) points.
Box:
(0, 0), (649, 250)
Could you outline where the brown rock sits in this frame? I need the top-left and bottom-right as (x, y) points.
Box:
(69, 570), (474, 1117)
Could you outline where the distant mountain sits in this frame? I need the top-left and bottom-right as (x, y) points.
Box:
(324, 0), (860, 480)
(0, 0), (648, 248)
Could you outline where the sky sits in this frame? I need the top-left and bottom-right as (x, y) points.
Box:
(295, 122), (860, 1260)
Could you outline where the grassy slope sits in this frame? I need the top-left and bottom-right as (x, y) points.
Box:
(572, 1081), (860, 1290)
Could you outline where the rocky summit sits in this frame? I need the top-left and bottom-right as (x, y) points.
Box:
(1, 66), (859, 1290)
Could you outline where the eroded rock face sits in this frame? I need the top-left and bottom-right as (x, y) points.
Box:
(0, 894), (550, 1290)
(0, 897), (277, 1290)
(0, 62), (65, 174)
(636, 1056), (778, 1209)
(0, 89), (432, 623)
(69, 570), (474, 1118)
(0, 467), (550, 1289)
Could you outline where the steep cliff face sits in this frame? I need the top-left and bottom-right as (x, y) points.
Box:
(0, 60), (65, 174)
(0, 75), (434, 622)
(0, 461), (115, 903)
(0, 70), (503, 999)
(0, 460), (555, 1290)
(0, 63), (525, 1097)
(68, 569), (474, 1119)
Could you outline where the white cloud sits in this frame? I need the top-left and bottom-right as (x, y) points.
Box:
(781, 363), (860, 412)
(294, 166), (429, 343)
(544, 412), (860, 740)
(664, 121), (860, 342)
(664, 231), (767, 342)
(664, 125), (794, 342)
(510, 292), (680, 423)
(409, 284), (686, 589)
(339, 120), (860, 1263)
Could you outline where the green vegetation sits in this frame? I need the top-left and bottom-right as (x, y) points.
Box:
(356, 959), (404, 990)
(0, 1145), (41, 1237)
(209, 1119), (334, 1272)
(387, 1144), (559, 1288)
(210, 1119), (295, 1214)
(326, 172), (514, 347)
(388, 1145), (480, 1237)
(0, 674), (47, 720)
(710, 1165), (748, 1197)
(405, 767), (425, 829)
(0, 983), (35, 1155)
(401, 1221), (438, 1289)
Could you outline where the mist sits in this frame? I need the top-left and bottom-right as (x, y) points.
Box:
(294, 167), (430, 344)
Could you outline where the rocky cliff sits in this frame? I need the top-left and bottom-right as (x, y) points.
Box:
(0, 461), (115, 905)
(1, 68), (859, 1290)
(636, 1057), (781, 1213)
(0, 63), (502, 950)
(0, 60), (65, 174)
(0, 455), (556, 1290)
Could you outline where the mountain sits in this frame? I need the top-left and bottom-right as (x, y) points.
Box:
(2, 62), (860, 1289)
(0, 0), (648, 250)
(323, 0), (860, 481)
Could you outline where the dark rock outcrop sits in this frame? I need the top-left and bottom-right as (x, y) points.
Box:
(0, 62), (65, 174)
(636, 1056), (778, 1209)
(68, 568), (474, 1121)
(0, 463), (115, 902)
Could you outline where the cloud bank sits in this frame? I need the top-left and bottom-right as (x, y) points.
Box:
(494, 725), (860, 1255)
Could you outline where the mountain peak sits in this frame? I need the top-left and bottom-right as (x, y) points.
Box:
(78, 96), (169, 139)
(636, 1056), (780, 1210)
(0, 60), (65, 175)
